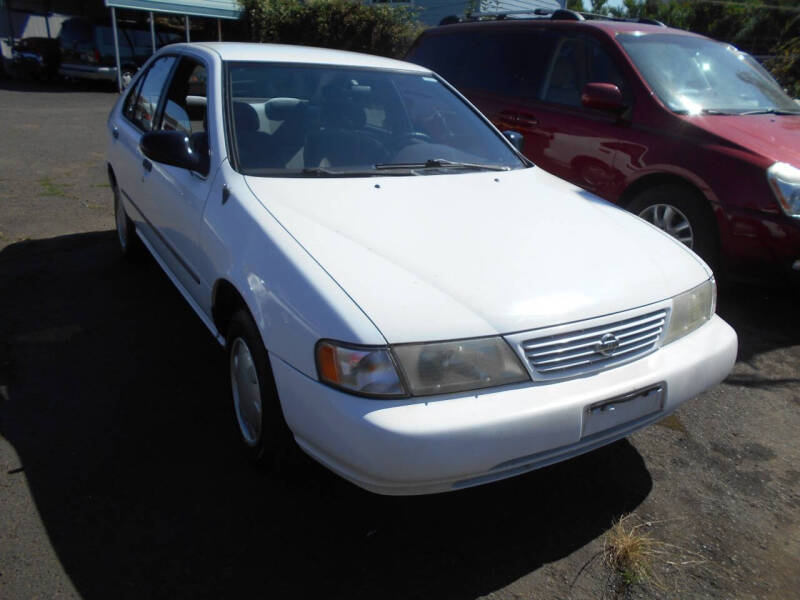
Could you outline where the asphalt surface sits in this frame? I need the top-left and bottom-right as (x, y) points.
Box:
(0, 77), (798, 600)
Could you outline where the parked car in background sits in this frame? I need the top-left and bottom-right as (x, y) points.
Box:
(59, 17), (182, 87)
(106, 42), (736, 495)
(10, 37), (60, 80)
(407, 14), (800, 283)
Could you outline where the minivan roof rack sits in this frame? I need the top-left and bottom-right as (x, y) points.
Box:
(460, 9), (667, 27)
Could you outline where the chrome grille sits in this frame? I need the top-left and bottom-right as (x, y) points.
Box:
(521, 310), (667, 380)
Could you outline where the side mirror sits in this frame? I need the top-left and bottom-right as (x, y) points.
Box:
(502, 130), (525, 152)
(140, 130), (209, 176)
(581, 83), (626, 114)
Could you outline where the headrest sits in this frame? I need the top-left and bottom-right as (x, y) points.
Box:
(233, 101), (259, 132)
(265, 97), (305, 121)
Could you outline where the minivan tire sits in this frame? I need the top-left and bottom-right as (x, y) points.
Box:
(629, 184), (719, 272)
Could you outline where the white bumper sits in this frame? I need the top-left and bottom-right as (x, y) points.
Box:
(272, 315), (737, 495)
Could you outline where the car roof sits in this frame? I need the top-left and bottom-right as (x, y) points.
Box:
(421, 19), (703, 39)
(186, 42), (431, 72)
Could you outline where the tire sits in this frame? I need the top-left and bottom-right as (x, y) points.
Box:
(629, 184), (719, 272)
(226, 309), (296, 469)
(121, 69), (134, 89)
(113, 183), (144, 260)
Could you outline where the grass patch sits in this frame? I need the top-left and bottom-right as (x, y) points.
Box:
(38, 177), (69, 197)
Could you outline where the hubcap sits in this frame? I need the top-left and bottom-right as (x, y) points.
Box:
(121, 71), (133, 88)
(115, 191), (128, 249)
(230, 337), (262, 447)
(639, 203), (694, 248)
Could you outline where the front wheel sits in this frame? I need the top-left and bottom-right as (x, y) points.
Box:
(226, 309), (295, 469)
(629, 184), (719, 272)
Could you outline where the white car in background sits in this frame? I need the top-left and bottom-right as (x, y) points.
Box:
(106, 42), (737, 495)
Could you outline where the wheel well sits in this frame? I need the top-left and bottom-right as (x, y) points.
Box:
(212, 280), (248, 339)
(107, 164), (116, 188)
(620, 174), (704, 210)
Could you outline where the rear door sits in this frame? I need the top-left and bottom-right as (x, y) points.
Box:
(108, 54), (177, 237)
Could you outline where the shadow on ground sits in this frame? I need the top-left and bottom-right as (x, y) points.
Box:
(1, 232), (665, 599)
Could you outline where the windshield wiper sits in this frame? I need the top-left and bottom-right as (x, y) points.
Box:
(734, 108), (800, 116)
(374, 158), (510, 172)
(299, 167), (407, 177)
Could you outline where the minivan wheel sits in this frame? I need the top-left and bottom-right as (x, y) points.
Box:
(629, 184), (719, 271)
(121, 69), (134, 88)
(226, 309), (295, 469)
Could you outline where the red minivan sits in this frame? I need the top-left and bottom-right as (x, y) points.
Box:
(406, 16), (800, 283)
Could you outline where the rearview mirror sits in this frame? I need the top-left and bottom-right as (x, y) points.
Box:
(581, 83), (625, 114)
(140, 130), (209, 176)
(502, 130), (525, 152)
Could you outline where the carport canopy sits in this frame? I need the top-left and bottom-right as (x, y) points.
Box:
(103, 0), (242, 91)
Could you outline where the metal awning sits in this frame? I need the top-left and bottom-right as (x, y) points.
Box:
(104, 0), (242, 20)
(103, 0), (241, 92)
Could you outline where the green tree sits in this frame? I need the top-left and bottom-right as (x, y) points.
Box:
(567, 0), (584, 12)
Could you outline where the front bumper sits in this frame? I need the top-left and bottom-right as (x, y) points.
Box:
(272, 315), (737, 495)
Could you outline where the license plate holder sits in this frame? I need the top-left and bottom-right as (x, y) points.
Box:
(582, 384), (665, 438)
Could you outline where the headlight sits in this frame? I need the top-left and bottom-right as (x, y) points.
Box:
(316, 341), (406, 398)
(767, 162), (800, 218)
(393, 337), (529, 396)
(663, 278), (716, 345)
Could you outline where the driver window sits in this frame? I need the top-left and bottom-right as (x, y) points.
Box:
(160, 58), (207, 135)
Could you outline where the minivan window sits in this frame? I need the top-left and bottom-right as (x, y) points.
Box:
(542, 37), (628, 107)
(618, 33), (799, 115)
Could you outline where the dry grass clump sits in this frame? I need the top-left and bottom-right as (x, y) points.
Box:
(603, 515), (660, 586)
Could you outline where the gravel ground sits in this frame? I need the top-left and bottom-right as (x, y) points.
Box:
(0, 78), (798, 600)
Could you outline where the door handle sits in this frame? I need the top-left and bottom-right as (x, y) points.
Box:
(112, 126), (119, 140)
(142, 158), (152, 172)
(498, 111), (539, 129)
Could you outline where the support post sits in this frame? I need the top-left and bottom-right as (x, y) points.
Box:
(111, 6), (123, 92)
(217, 18), (222, 41)
(184, 15), (190, 42)
(149, 11), (156, 54)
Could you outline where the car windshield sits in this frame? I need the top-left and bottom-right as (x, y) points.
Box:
(226, 62), (527, 176)
(618, 33), (799, 115)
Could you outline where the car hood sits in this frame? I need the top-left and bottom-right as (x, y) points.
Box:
(689, 113), (800, 167)
(245, 168), (709, 344)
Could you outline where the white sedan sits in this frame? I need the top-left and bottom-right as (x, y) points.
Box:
(106, 42), (737, 495)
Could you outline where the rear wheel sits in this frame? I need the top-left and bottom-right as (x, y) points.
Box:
(629, 184), (719, 272)
(226, 309), (295, 469)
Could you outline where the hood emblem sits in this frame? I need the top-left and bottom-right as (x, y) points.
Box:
(596, 333), (620, 357)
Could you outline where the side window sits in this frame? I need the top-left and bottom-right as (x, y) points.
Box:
(542, 36), (630, 108)
(464, 31), (558, 97)
(160, 58), (207, 135)
(589, 41), (629, 99)
(122, 72), (145, 120)
(405, 33), (469, 89)
(542, 37), (589, 107)
(126, 55), (177, 131)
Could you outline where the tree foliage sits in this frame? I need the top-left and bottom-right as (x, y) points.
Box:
(239, 0), (423, 59)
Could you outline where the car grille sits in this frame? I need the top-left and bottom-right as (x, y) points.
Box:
(521, 309), (668, 380)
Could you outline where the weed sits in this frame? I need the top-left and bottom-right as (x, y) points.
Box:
(604, 515), (659, 587)
(38, 177), (68, 197)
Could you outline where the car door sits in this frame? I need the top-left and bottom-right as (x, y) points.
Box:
(137, 55), (217, 304)
(510, 33), (632, 200)
(109, 54), (177, 232)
